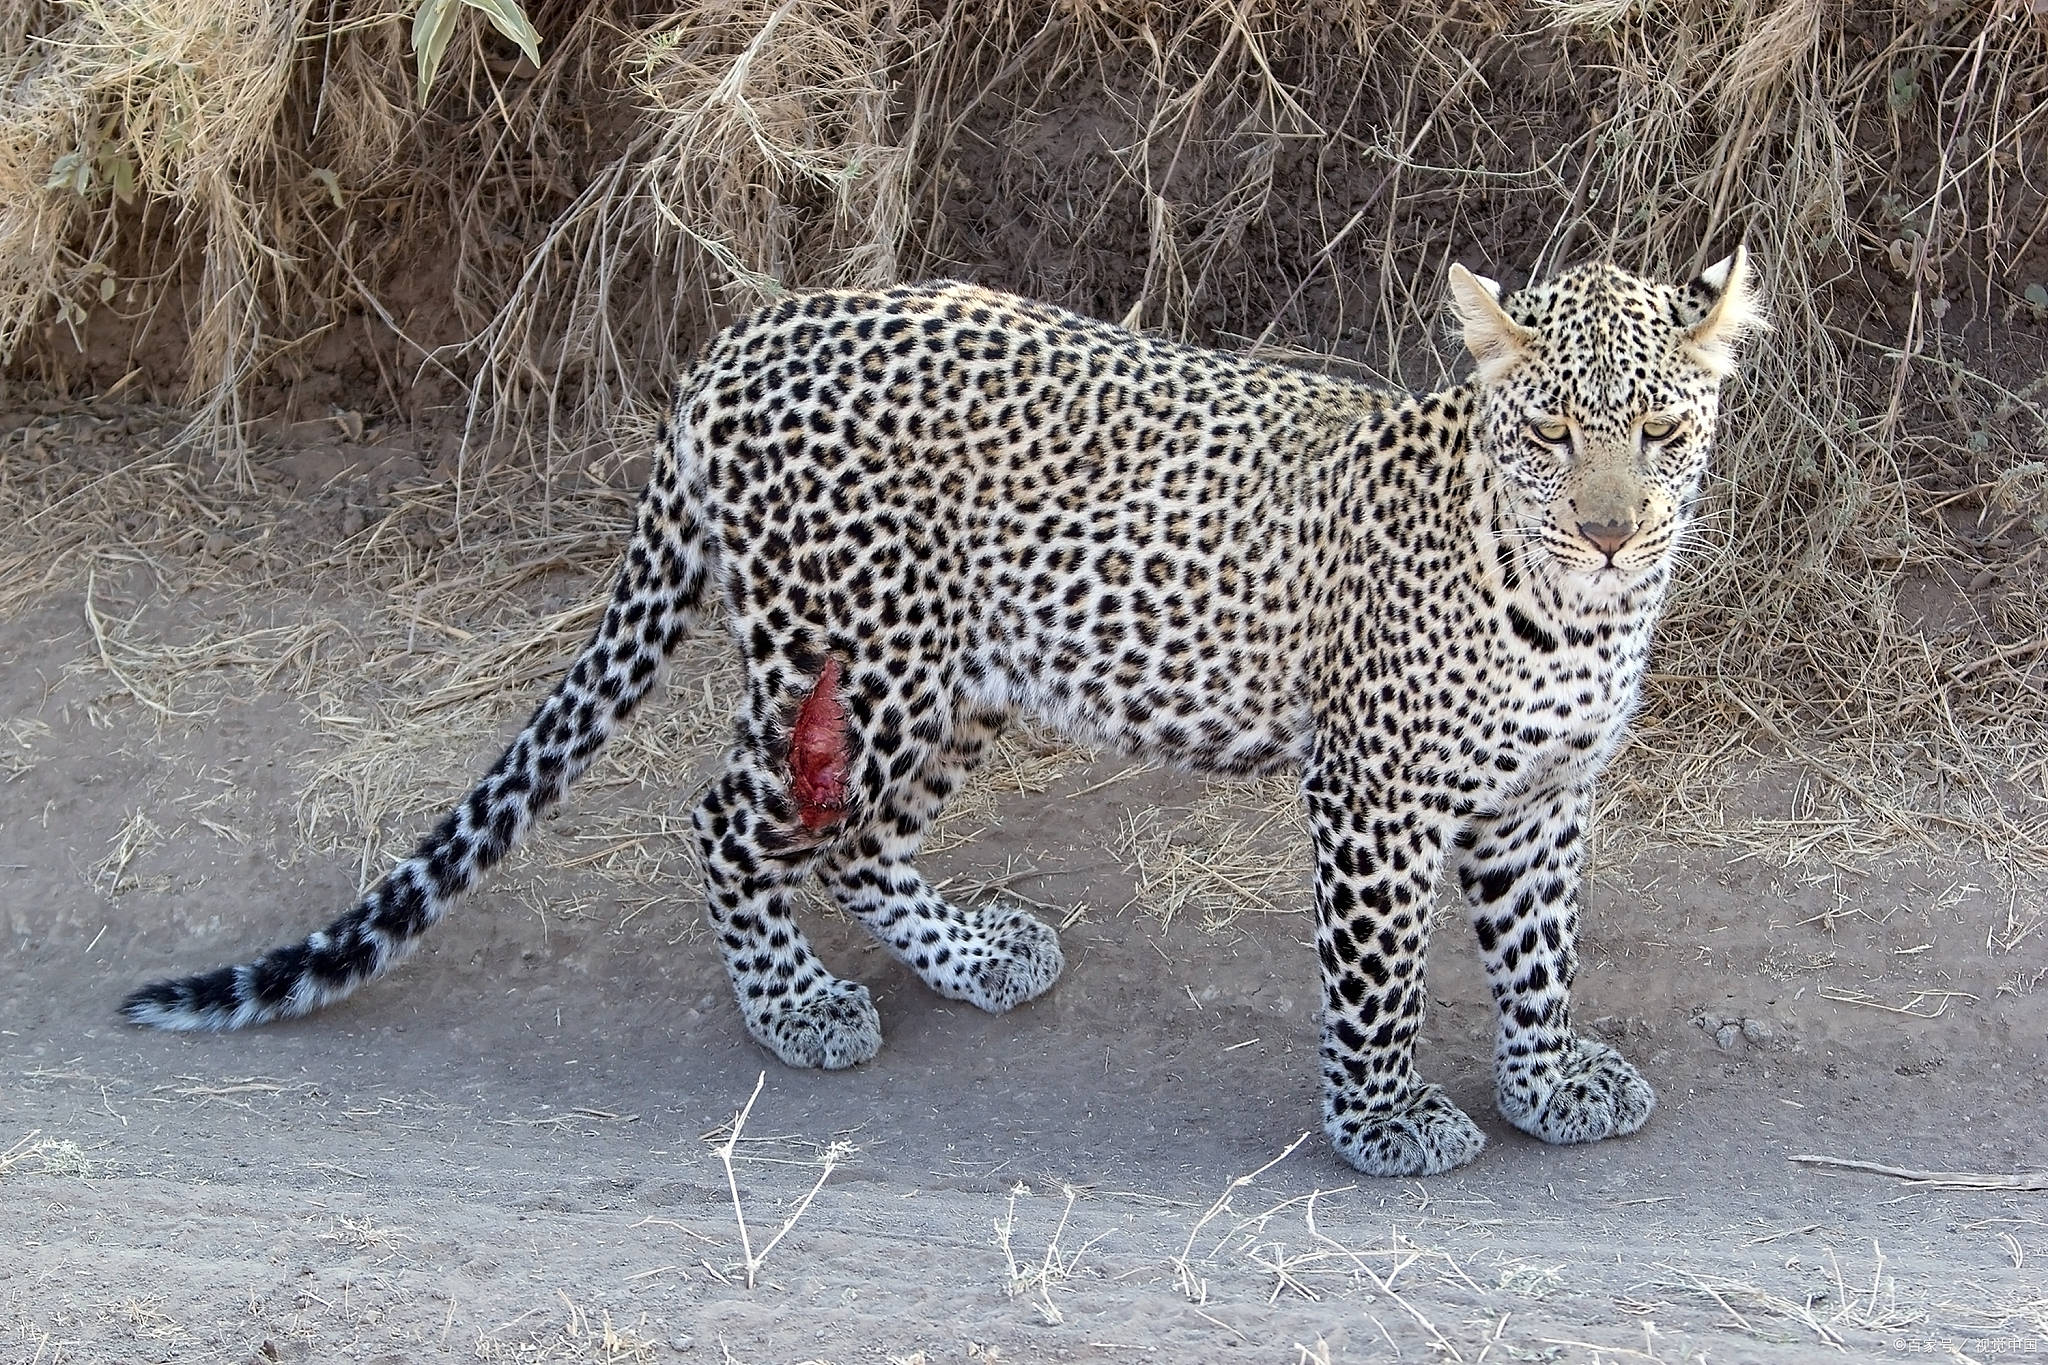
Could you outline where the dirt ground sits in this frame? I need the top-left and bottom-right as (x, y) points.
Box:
(3, 417), (2046, 1365)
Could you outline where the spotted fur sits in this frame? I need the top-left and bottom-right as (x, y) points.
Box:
(123, 249), (1763, 1176)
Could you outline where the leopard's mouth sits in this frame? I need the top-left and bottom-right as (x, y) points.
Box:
(1543, 522), (1671, 577)
(1548, 546), (1654, 591)
(1536, 539), (1628, 579)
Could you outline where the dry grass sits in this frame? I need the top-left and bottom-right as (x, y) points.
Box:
(1789, 1154), (2048, 1192)
(461, 0), (929, 447)
(1116, 774), (1307, 930)
(472, 1297), (662, 1362)
(3, 2), (2046, 892)
(994, 1181), (1104, 1326)
(704, 1072), (856, 1290)
(1151, 1159), (2034, 1364)
(0, 0), (312, 468)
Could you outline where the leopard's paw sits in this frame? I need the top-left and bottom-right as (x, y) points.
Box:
(1499, 1037), (1655, 1145)
(935, 904), (1063, 1014)
(1325, 1081), (1488, 1177)
(745, 978), (882, 1070)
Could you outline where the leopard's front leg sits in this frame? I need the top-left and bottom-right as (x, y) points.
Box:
(1304, 762), (1486, 1176)
(1455, 782), (1654, 1146)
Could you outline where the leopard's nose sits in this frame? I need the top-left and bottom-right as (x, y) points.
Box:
(1577, 519), (1635, 558)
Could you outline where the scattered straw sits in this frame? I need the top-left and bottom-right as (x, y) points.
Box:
(1171, 1129), (1312, 1304)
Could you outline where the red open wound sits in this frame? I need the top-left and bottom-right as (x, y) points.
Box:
(789, 656), (851, 830)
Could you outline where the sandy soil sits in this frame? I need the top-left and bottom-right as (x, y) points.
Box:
(3, 420), (2045, 1364)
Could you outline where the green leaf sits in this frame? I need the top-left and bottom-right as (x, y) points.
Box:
(412, 0), (460, 102)
(1888, 65), (1918, 115)
(412, 0), (542, 101)
(99, 274), (116, 303)
(309, 167), (344, 210)
(45, 150), (88, 194)
(460, 0), (542, 69)
(104, 150), (136, 204)
(2026, 283), (2048, 315)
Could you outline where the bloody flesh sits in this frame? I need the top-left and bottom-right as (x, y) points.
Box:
(790, 657), (850, 829)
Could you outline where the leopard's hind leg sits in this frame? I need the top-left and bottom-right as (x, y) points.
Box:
(693, 758), (883, 1069)
(692, 640), (942, 1068)
(818, 707), (1063, 1014)
(692, 656), (883, 1070)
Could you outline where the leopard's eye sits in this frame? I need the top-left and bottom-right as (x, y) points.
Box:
(1529, 418), (1571, 445)
(1640, 416), (1678, 441)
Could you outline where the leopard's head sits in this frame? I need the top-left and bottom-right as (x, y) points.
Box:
(1447, 250), (1766, 596)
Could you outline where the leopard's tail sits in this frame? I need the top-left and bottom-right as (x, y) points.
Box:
(120, 416), (716, 1031)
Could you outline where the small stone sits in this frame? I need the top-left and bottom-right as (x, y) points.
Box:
(669, 1335), (692, 1353)
(1714, 1022), (1742, 1050)
(1741, 1017), (1774, 1043)
(340, 506), (367, 537)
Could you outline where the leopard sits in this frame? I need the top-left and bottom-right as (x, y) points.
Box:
(122, 247), (1764, 1177)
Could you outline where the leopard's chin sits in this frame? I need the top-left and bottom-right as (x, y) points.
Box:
(1557, 558), (1662, 605)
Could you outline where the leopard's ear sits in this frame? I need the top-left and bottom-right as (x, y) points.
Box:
(1447, 264), (1534, 381)
(1684, 245), (1768, 378)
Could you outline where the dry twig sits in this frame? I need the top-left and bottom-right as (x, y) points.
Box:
(1790, 1154), (2048, 1192)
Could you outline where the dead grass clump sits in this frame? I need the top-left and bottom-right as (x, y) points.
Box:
(0, 1130), (91, 1178)
(459, 1), (933, 454)
(994, 1181), (1103, 1326)
(0, 0), (315, 466)
(472, 1297), (661, 1363)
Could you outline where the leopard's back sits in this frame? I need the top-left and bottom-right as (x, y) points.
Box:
(678, 282), (1392, 772)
